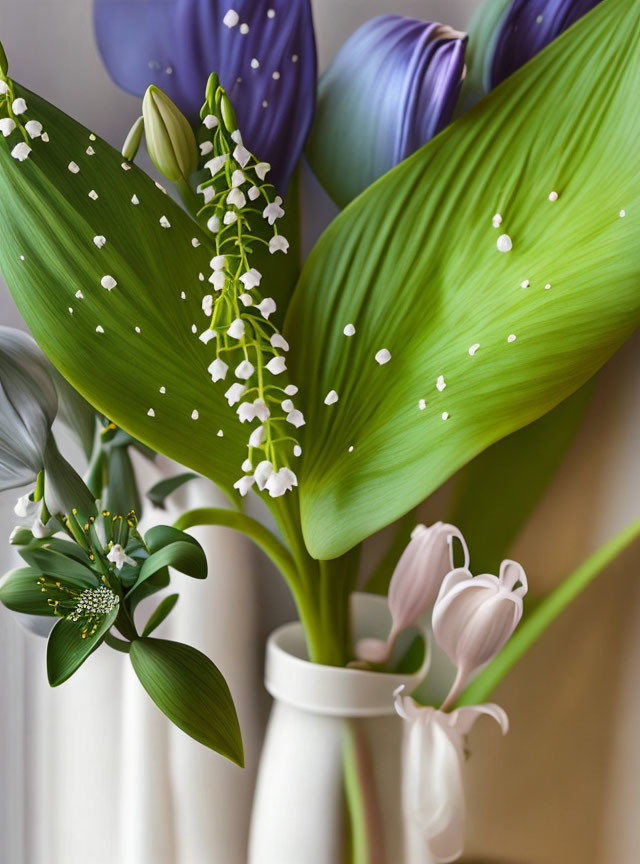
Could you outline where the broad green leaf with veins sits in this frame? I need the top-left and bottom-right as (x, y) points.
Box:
(0, 85), (294, 500)
(285, 0), (640, 559)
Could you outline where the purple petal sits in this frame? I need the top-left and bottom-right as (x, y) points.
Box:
(490, 0), (602, 87)
(93, 0), (316, 190)
(306, 16), (467, 207)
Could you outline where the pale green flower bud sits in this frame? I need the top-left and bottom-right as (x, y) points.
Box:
(202, 72), (220, 118)
(142, 85), (198, 183)
(121, 115), (144, 162)
(220, 92), (238, 135)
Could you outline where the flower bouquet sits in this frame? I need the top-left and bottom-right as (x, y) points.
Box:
(0, 0), (638, 861)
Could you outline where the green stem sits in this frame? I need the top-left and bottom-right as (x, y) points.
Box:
(457, 517), (640, 706)
(342, 721), (385, 864)
(104, 632), (131, 653)
(173, 506), (298, 590)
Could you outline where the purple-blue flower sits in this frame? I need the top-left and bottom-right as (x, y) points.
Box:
(93, 0), (316, 190)
(489, 0), (602, 87)
(306, 16), (467, 208)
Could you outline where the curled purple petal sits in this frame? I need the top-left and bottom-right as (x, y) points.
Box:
(93, 0), (316, 190)
(490, 0), (602, 87)
(306, 16), (467, 207)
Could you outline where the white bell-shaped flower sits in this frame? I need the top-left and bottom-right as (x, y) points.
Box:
(395, 688), (508, 864)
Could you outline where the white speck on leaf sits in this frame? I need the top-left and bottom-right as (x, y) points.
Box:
(497, 234), (512, 252)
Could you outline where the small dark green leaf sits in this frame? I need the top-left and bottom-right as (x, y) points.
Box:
(0, 566), (56, 615)
(9, 528), (35, 546)
(40, 537), (94, 567)
(129, 541), (206, 595)
(144, 524), (201, 552)
(19, 547), (99, 588)
(127, 568), (170, 613)
(146, 472), (199, 509)
(141, 593), (179, 637)
(42, 434), (96, 521)
(129, 637), (244, 765)
(105, 444), (141, 516)
(47, 606), (118, 686)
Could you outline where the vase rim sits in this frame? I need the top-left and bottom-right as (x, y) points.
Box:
(264, 593), (430, 718)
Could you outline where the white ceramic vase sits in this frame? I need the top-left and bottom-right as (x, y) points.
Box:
(248, 593), (431, 864)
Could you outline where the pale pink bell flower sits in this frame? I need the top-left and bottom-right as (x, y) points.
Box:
(433, 559), (527, 709)
(356, 522), (469, 665)
(395, 687), (508, 863)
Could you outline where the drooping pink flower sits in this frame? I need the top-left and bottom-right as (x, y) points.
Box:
(356, 522), (468, 665)
(395, 687), (508, 863)
(433, 559), (527, 709)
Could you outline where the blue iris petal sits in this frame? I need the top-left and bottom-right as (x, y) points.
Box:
(490, 0), (602, 87)
(93, 0), (317, 190)
(306, 16), (467, 208)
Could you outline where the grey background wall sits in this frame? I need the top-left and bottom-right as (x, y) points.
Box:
(0, 1), (638, 862)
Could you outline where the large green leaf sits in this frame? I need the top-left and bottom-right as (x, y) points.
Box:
(129, 637), (243, 765)
(0, 85), (247, 498)
(286, 0), (640, 559)
(47, 606), (118, 686)
(448, 381), (594, 573)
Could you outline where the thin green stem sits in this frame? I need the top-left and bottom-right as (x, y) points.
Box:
(173, 506), (298, 590)
(457, 517), (640, 706)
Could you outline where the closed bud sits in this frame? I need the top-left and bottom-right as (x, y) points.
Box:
(202, 72), (220, 117)
(356, 522), (468, 664)
(121, 115), (144, 162)
(220, 91), (238, 134)
(0, 40), (8, 77)
(433, 559), (527, 709)
(142, 85), (198, 183)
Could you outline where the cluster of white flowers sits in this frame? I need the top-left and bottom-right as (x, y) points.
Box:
(68, 584), (119, 634)
(0, 74), (47, 161)
(195, 87), (301, 499)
